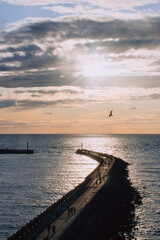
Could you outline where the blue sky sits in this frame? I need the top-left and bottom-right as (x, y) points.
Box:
(0, 0), (160, 133)
(0, 2), (59, 30)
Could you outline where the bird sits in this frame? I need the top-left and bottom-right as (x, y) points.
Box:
(109, 110), (113, 117)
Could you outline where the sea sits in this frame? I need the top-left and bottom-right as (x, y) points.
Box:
(0, 134), (159, 240)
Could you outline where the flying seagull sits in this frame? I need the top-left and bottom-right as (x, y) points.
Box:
(109, 110), (113, 117)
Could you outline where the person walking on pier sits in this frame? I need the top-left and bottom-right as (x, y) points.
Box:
(67, 206), (76, 220)
(52, 224), (56, 235)
(47, 224), (51, 238)
(72, 206), (76, 215)
(43, 237), (48, 240)
(67, 207), (71, 220)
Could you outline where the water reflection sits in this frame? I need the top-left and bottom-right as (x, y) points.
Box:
(0, 134), (159, 240)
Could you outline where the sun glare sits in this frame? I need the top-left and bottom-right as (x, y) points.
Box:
(80, 59), (107, 77)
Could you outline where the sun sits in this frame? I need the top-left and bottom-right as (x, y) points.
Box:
(81, 60), (106, 77)
(79, 57), (107, 77)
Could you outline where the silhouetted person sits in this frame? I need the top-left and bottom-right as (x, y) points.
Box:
(47, 224), (51, 238)
(52, 224), (56, 235)
(67, 207), (76, 220)
(43, 237), (48, 240)
(67, 207), (71, 220)
(71, 207), (76, 215)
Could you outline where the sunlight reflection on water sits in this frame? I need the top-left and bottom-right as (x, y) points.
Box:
(0, 134), (159, 240)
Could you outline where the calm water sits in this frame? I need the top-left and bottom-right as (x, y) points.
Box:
(0, 134), (159, 240)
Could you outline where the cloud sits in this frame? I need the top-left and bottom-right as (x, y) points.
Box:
(0, 99), (16, 108)
(45, 112), (53, 115)
(14, 88), (84, 95)
(0, 70), (79, 88)
(0, 97), (91, 109)
(130, 93), (160, 100)
(15, 98), (93, 109)
(146, 93), (160, 99)
(130, 107), (137, 110)
(31, 94), (42, 97)
(0, 52), (59, 71)
(0, 17), (160, 89)
(43, 2), (160, 19)
(0, 119), (29, 127)
(0, 73), (160, 89)
(2, 17), (160, 44)
(81, 39), (160, 54)
(0, 44), (41, 53)
(1, 0), (159, 10)
(0, 86), (159, 111)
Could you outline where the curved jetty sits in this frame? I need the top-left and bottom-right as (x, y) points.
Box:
(7, 149), (141, 240)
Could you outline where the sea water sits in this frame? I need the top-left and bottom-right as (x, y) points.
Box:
(0, 134), (159, 240)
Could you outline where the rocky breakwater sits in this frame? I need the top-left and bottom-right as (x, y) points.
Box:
(58, 153), (142, 240)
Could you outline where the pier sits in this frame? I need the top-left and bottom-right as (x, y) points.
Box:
(0, 142), (34, 154)
(0, 149), (34, 154)
(7, 149), (141, 240)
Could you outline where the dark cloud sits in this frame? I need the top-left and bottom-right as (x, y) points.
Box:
(0, 64), (19, 71)
(0, 44), (41, 53)
(45, 112), (53, 115)
(0, 90), (159, 111)
(130, 107), (137, 110)
(150, 60), (160, 66)
(148, 93), (160, 99)
(0, 17), (160, 88)
(14, 89), (83, 95)
(0, 98), (88, 109)
(31, 94), (42, 97)
(0, 119), (33, 127)
(0, 73), (160, 89)
(14, 90), (25, 94)
(0, 95), (102, 109)
(16, 98), (92, 109)
(0, 70), (74, 88)
(28, 89), (82, 95)
(0, 100), (16, 108)
(131, 93), (160, 101)
(82, 38), (160, 53)
(0, 52), (59, 71)
(2, 18), (160, 44)
(18, 98), (89, 108)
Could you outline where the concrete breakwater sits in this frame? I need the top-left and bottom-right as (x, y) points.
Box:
(7, 149), (141, 240)
(58, 151), (142, 240)
(0, 142), (34, 154)
(0, 149), (34, 154)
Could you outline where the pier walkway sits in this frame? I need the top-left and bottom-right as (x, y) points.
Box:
(8, 149), (115, 240)
(36, 149), (115, 240)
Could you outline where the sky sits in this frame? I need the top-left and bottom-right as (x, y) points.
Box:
(0, 0), (160, 134)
